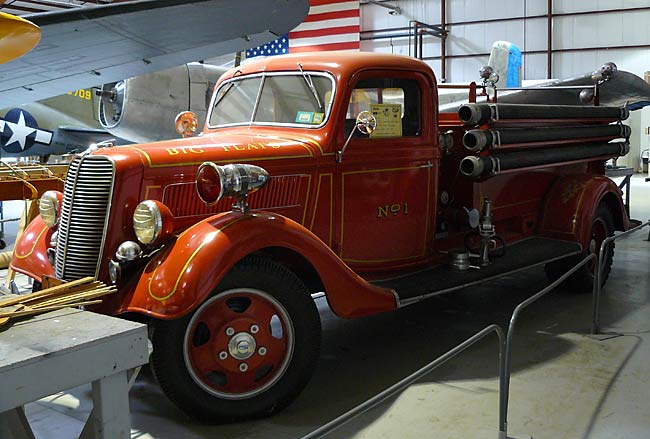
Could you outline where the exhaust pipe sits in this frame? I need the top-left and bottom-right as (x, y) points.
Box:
(463, 124), (631, 152)
(458, 103), (629, 125)
(460, 141), (629, 177)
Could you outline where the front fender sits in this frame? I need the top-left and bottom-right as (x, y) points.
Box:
(9, 215), (54, 282)
(120, 211), (397, 319)
(539, 174), (629, 249)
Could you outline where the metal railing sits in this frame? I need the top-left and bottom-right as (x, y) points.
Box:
(300, 255), (597, 439)
(302, 231), (648, 439)
(301, 324), (505, 439)
(499, 253), (596, 438)
(591, 219), (650, 334)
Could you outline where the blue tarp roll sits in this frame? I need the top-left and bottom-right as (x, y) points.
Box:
(507, 44), (522, 88)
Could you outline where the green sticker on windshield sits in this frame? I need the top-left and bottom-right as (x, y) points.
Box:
(296, 111), (314, 123)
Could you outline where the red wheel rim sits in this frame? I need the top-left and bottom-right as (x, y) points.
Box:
(183, 289), (295, 399)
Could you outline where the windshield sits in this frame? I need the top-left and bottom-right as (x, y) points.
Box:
(208, 72), (335, 128)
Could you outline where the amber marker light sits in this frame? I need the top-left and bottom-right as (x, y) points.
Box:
(175, 111), (198, 138)
(0, 13), (41, 64)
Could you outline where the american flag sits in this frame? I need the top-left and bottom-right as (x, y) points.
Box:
(245, 0), (359, 58)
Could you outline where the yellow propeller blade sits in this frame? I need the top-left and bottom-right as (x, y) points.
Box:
(0, 12), (41, 64)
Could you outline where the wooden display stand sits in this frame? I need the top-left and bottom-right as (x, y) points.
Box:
(0, 308), (148, 439)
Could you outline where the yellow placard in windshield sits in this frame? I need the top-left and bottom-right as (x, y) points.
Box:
(370, 104), (402, 138)
(312, 112), (324, 124)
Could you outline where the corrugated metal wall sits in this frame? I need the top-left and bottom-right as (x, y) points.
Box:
(361, 0), (650, 83)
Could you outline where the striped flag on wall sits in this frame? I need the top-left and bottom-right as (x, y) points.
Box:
(290, 0), (360, 52)
(245, 0), (359, 58)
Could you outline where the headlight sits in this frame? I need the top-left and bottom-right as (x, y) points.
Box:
(133, 200), (174, 245)
(39, 191), (62, 228)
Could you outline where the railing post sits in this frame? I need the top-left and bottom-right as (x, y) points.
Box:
(498, 335), (508, 439)
(591, 220), (650, 334)
(591, 241), (606, 334)
(500, 253), (595, 439)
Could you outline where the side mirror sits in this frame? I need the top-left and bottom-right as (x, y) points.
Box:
(355, 110), (377, 135)
(337, 110), (378, 163)
(175, 111), (198, 138)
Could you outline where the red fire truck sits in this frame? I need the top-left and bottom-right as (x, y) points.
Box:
(11, 52), (631, 421)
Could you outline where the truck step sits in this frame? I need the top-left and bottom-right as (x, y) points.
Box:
(373, 237), (582, 307)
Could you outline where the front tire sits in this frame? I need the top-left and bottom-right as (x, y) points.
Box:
(545, 203), (615, 293)
(151, 256), (321, 422)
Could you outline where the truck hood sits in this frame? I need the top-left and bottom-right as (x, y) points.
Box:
(98, 127), (322, 168)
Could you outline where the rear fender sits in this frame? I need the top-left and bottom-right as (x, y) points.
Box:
(539, 174), (629, 249)
(120, 211), (397, 319)
(9, 215), (54, 282)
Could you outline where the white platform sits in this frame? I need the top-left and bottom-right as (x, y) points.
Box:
(0, 308), (148, 439)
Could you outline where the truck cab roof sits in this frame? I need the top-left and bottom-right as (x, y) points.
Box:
(223, 51), (436, 82)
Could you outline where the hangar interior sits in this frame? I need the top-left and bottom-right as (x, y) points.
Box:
(1, 1), (650, 439)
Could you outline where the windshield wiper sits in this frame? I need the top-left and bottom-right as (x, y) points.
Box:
(213, 69), (242, 108)
(214, 81), (236, 108)
(297, 62), (323, 111)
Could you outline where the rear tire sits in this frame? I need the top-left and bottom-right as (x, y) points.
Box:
(150, 256), (321, 422)
(545, 204), (615, 293)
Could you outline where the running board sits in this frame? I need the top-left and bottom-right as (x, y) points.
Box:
(372, 237), (582, 308)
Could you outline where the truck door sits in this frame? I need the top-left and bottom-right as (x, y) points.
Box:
(334, 73), (436, 269)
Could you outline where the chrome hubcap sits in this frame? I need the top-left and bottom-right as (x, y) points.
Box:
(228, 332), (257, 360)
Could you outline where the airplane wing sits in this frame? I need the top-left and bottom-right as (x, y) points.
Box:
(494, 70), (650, 109)
(440, 69), (650, 113)
(0, 0), (309, 107)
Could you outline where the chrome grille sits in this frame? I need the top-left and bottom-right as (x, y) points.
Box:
(55, 156), (115, 280)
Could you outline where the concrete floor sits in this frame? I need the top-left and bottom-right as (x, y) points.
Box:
(1, 174), (649, 439)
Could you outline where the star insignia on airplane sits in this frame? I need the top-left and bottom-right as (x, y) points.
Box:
(0, 108), (53, 153)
